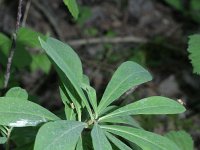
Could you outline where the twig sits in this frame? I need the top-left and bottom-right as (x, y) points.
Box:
(68, 36), (148, 46)
(22, 0), (32, 27)
(4, 0), (23, 89)
(5, 127), (13, 150)
(32, 0), (64, 40)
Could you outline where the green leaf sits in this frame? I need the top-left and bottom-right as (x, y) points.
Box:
(106, 132), (132, 150)
(164, 0), (183, 11)
(100, 116), (141, 128)
(64, 103), (76, 120)
(34, 120), (86, 150)
(0, 97), (59, 127)
(81, 83), (98, 117)
(0, 136), (7, 144)
(76, 137), (83, 150)
(39, 37), (93, 119)
(59, 86), (76, 120)
(17, 27), (46, 48)
(43, 37), (83, 82)
(0, 33), (32, 68)
(63, 0), (79, 20)
(99, 96), (186, 121)
(30, 53), (51, 74)
(13, 43), (32, 68)
(82, 74), (90, 85)
(5, 87), (28, 100)
(102, 125), (181, 150)
(61, 82), (82, 121)
(97, 61), (152, 115)
(165, 131), (194, 150)
(91, 124), (112, 150)
(188, 34), (200, 74)
(0, 33), (11, 65)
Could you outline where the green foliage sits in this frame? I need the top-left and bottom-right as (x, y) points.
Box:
(164, 0), (183, 11)
(188, 34), (200, 74)
(163, 0), (200, 22)
(0, 27), (50, 88)
(102, 125), (181, 150)
(91, 124), (112, 150)
(34, 121), (86, 150)
(63, 0), (79, 20)
(97, 61), (152, 115)
(5, 87), (28, 100)
(0, 37), (187, 150)
(165, 130), (194, 150)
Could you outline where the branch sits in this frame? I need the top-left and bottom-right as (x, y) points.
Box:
(67, 36), (148, 46)
(4, 0), (23, 88)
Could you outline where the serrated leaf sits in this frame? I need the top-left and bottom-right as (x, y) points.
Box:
(97, 61), (152, 115)
(34, 120), (86, 150)
(165, 130), (194, 150)
(105, 132), (132, 150)
(5, 87), (28, 100)
(63, 0), (79, 20)
(91, 124), (112, 150)
(99, 96), (186, 121)
(102, 125), (181, 150)
(188, 34), (200, 74)
(0, 97), (59, 127)
(39, 37), (93, 119)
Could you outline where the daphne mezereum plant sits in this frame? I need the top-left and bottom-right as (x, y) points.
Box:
(0, 37), (186, 150)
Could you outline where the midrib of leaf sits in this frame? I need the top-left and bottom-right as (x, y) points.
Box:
(98, 70), (147, 114)
(101, 126), (165, 150)
(0, 111), (58, 121)
(99, 105), (183, 121)
(44, 123), (85, 150)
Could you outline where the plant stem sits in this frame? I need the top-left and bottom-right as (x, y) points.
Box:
(4, 0), (23, 89)
(5, 127), (13, 150)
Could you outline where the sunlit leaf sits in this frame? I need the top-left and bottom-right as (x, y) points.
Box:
(39, 37), (93, 119)
(165, 130), (194, 150)
(91, 124), (112, 150)
(106, 132), (132, 150)
(102, 125), (181, 150)
(0, 97), (59, 127)
(99, 96), (186, 121)
(98, 61), (152, 115)
(34, 120), (86, 150)
(5, 87), (28, 100)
